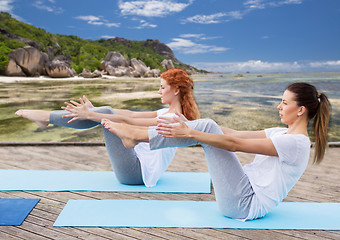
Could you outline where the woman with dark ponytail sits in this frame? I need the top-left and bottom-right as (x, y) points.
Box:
(101, 82), (331, 221)
(15, 68), (200, 187)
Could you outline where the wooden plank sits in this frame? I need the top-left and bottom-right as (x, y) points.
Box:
(0, 230), (24, 240)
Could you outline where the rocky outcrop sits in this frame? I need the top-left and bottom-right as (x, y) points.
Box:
(144, 69), (161, 78)
(102, 52), (129, 68)
(130, 58), (148, 77)
(144, 39), (180, 65)
(79, 68), (102, 78)
(161, 59), (174, 70)
(5, 58), (26, 76)
(5, 46), (76, 78)
(107, 37), (132, 46)
(0, 28), (41, 50)
(45, 58), (76, 78)
(5, 46), (48, 76)
(100, 51), (161, 78)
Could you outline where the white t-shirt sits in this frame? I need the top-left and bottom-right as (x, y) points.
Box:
(243, 127), (311, 220)
(134, 108), (177, 187)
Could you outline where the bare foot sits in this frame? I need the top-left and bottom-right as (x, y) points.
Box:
(15, 110), (50, 129)
(101, 119), (141, 148)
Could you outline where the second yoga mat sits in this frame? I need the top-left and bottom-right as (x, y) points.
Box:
(54, 200), (340, 230)
(0, 170), (210, 193)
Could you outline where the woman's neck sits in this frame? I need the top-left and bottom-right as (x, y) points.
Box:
(168, 101), (183, 114)
(287, 118), (309, 136)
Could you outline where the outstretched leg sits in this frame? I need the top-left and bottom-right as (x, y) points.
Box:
(16, 106), (143, 185)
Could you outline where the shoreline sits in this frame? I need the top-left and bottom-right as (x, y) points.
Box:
(0, 73), (211, 83)
(0, 75), (144, 83)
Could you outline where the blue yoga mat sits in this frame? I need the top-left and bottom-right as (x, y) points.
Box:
(0, 170), (210, 193)
(0, 198), (40, 226)
(54, 200), (340, 230)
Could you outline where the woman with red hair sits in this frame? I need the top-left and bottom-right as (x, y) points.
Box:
(15, 68), (200, 187)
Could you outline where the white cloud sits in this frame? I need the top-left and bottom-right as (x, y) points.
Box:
(244, 0), (266, 9)
(75, 15), (101, 22)
(33, 0), (63, 14)
(183, 12), (227, 24)
(245, 0), (303, 9)
(118, 0), (193, 17)
(191, 60), (340, 73)
(0, 0), (14, 12)
(277, 0), (303, 5)
(135, 20), (157, 29)
(308, 60), (340, 69)
(167, 38), (228, 54)
(183, 0), (303, 25)
(75, 15), (120, 28)
(101, 35), (117, 39)
(179, 33), (204, 38)
(179, 33), (220, 40)
(0, 0), (27, 22)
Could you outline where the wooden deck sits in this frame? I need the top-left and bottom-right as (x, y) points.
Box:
(0, 144), (339, 240)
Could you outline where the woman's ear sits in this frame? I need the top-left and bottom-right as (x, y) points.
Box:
(298, 106), (306, 117)
(174, 87), (180, 96)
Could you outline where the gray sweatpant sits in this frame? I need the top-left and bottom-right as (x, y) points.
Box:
(50, 106), (143, 185)
(148, 118), (254, 219)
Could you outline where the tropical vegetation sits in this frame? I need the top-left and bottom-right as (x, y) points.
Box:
(0, 12), (196, 74)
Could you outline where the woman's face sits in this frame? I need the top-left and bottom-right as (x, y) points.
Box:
(277, 90), (302, 125)
(158, 78), (179, 105)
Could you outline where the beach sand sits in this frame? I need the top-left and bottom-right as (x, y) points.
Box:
(0, 75), (119, 83)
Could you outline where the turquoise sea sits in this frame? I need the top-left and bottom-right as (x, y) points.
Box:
(0, 72), (339, 142)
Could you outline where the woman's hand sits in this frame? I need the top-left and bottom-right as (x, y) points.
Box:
(61, 97), (91, 123)
(156, 115), (191, 138)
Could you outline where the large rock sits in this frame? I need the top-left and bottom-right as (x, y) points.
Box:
(79, 68), (102, 78)
(161, 59), (174, 70)
(3, 46), (77, 78)
(106, 66), (133, 77)
(144, 69), (161, 78)
(103, 52), (129, 68)
(130, 58), (149, 77)
(5, 58), (26, 76)
(5, 46), (49, 76)
(46, 57), (76, 78)
(101, 51), (160, 78)
(100, 51), (131, 77)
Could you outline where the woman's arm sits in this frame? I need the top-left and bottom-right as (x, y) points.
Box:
(113, 109), (157, 119)
(220, 126), (266, 139)
(157, 119), (277, 156)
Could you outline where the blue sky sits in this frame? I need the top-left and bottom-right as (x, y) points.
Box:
(1, 0), (340, 72)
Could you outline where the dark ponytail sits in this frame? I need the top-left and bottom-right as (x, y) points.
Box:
(312, 93), (331, 164)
